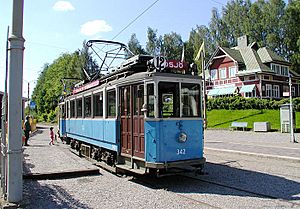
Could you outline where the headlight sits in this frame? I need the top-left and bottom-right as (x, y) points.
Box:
(178, 132), (187, 143)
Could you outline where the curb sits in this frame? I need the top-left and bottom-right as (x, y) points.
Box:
(204, 147), (300, 163)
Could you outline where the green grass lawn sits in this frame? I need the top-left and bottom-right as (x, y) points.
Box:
(207, 109), (300, 130)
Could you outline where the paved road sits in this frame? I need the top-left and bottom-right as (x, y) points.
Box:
(4, 126), (299, 208)
(205, 129), (300, 161)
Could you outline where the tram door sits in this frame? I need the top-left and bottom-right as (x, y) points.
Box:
(120, 84), (145, 158)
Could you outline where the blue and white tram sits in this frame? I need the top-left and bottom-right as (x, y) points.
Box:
(59, 44), (205, 175)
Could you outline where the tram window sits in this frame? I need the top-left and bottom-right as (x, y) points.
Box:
(60, 105), (65, 119)
(147, 84), (155, 117)
(93, 92), (103, 117)
(121, 87), (130, 116)
(76, 98), (83, 118)
(158, 82), (180, 118)
(84, 96), (92, 118)
(181, 83), (200, 117)
(70, 100), (75, 118)
(65, 103), (68, 118)
(134, 85), (144, 116)
(107, 90), (116, 117)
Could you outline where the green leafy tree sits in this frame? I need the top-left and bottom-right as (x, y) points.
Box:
(161, 32), (183, 60)
(32, 48), (91, 121)
(128, 33), (146, 55)
(146, 27), (162, 55)
(284, 0), (300, 73)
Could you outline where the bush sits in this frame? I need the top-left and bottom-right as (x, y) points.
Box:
(207, 97), (300, 111)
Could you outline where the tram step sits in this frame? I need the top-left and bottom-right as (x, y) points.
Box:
(115, 164), (147, 175)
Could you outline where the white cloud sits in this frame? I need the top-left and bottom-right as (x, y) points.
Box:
(80, 20), (112, 36)
(53, 1), (75, 11)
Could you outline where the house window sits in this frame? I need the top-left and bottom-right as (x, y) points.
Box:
(276, 65), (280, 74)
(273, 85), (280, 98)
(292, 87), (295, 97)
(229, 66), (237, 78)
(245, 90), (256, 98)
(219, 68), (227, 79)
(271, 64), (276, 72)
(271, 63), (289, 76)
(281, 66), (289, 76)
(211, 69), (217, 80)
(249, 76), (255, 80)
(266, 84), (272, 97)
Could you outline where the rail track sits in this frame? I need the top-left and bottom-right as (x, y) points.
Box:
(130, 173), (300, 209)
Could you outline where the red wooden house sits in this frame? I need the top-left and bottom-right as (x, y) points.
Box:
(206, 35), (300, 98)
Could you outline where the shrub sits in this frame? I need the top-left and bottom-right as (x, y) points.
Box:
(207, 96), (300, 111)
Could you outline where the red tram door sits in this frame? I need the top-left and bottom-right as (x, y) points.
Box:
(120, 84), (145, 159)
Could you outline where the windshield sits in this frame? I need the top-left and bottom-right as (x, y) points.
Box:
(157, 82), (200, 118)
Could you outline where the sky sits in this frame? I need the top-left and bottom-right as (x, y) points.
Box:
(0, 0), (230, 97)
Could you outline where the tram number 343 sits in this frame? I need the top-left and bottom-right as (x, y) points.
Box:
(176, 148), (186, 155)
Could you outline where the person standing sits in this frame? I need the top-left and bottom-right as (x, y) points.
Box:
(23, 116), (31, 146)
(49, 127), (54, 145)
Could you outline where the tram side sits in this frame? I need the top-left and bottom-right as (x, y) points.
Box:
(59, 65), (205, 175)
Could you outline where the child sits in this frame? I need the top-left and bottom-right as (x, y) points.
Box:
(49, 127), (54, 145)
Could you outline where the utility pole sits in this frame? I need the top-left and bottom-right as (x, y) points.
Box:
(289, 74), (296, 143)
(7, 0), (25, 203)
(201, 48), (207, 129)
(1, 26), (9, 197)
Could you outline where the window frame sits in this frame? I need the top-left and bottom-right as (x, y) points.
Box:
(84, 95), (92, 118)
(76, 96), (83, 118)
(106, 89), (116, 118)
(229, 66), (237, 78)
(211, 69), (218, 80)
(273, 85), (280, 98)
(93, 91), (104, 118)
(70, 99), (76, 118)
(219, 68), (227, 79)
(266, 84), (272, 98)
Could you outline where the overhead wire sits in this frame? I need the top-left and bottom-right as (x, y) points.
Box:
(210, 0), (225, 6)
(111, 0), (160, 40)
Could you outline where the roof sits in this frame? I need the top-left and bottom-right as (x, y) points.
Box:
(220, 47), (244, 64)
(257, 47), (288, 64)
(207, 37), (291, 76)
(238, 48), (271, 74)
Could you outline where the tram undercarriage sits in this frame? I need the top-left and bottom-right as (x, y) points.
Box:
(67, 137), (205, 176)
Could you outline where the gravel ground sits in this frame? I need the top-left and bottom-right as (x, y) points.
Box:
(20, 126), (300, 209)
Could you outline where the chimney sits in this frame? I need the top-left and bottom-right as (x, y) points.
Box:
(237, 35), (248, 48)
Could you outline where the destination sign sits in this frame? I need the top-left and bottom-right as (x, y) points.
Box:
(72, 80), (100, 94)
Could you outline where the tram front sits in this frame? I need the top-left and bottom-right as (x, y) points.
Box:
(143, 64), (205, 173)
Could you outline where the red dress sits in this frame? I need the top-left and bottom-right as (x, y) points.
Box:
(49, 130), (54, 145)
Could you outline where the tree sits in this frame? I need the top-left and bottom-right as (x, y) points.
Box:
(283, 0), (300, 73)
(221, 0), (252, 46)
(146, 27), (162, 55)
(79, 40), (99, 79)
(32, 50), (87, 121)
(128, 33), (146, 55)
(209, 7), (230, 48)
(161, 32), (183, 60)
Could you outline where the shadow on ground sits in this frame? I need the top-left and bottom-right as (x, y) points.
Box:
(22, 180), (91, 209)
(131, 162), (300, 203)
